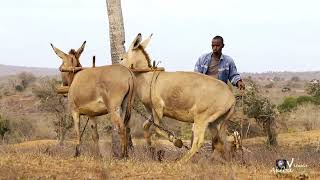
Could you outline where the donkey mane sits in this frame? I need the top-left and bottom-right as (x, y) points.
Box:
(68, 49), (82, 67)
(138, 45), (152, 67)
(69, 49), (77, 55)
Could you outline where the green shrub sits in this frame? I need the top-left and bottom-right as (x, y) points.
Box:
(296, 96), (316, 105)
(313, 96), (320, 104)
(0, 115), (10, 141)
(277, 97), (297, 112)
(278, 95), (320, 113)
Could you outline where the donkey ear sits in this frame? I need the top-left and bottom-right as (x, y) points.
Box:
(129, 33), (142, 50)
(76, 41), (86, 58)
(140, 33), (153, 49)
(50, 43), (67, 61)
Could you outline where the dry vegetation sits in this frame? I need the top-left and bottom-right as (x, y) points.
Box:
(0, 69), (320, 179)
(0, 130), (319, 179)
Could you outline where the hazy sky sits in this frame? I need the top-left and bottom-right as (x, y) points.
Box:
(1, 0), (319, 72)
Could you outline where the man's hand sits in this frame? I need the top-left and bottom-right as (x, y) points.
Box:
(237, 80), (245, 90)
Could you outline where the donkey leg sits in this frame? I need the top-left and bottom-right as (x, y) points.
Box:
(152, 109), (183, 148)
(90, 117), (101, 157)
(142, 120), (158, 159)
(143, 120), (153, 147)
(146, 109), (168, 141)
(152, 109), (179, 145)
(179, 121), (207, 162)
(208, 122), (226, 163)
(208, 121), (219, 152)
(111, 110), (128, 158)
(152, 109), (169, 138)
(120, 101), (134, 152)
(213, 105), (236, 163)
(72, 111), (81, 157)
(216, 116), (236, 179)
(194, 120), (219, 151)
(218, 121), (233, 162)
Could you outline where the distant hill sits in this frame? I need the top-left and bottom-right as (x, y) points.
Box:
(0, 64), (58, 77)
(1, 64), (320, 81)
(242, 71), (320, 81)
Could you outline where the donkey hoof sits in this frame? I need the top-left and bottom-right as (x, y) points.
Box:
(173, 139), (183, 148)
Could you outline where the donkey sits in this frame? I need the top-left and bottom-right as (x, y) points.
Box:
(120, 34), (236, 162)
(51, 42), (135, 158)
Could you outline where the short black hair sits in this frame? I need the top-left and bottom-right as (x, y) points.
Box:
(213, 36), (224, 44)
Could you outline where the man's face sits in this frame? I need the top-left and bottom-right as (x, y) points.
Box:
(211, 38), (224, 54)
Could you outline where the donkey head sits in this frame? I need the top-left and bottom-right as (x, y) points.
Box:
(120, 33), (153, 69)
(50, 41), (86, 86)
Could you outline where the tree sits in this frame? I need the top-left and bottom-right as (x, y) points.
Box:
(106, 0), (134, 157)
(241, 79), (278, 146)
(306, 82), (320, 98)
(106, 0), (126, 64)
(17, 72), (36, 89)
(32, 78), (73, 145)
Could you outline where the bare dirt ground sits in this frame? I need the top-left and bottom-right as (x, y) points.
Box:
(0, 130), (319, 179)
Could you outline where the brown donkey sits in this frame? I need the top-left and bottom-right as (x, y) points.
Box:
(120, 34), (236, 162)
(51, 42), (135, 158)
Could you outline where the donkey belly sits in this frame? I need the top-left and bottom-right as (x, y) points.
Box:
(78, 97), (109, 116)
(163, 108), (194, 123)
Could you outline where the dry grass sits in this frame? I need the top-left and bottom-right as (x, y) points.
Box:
(0, 144), (268, 179)
(287, 103), (320, 131)
(261, 86), (307, 105)
(1, 130), (320, 179)
(0, 77), (319, 179)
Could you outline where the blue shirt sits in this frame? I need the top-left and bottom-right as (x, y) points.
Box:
(194, 52), (241, 86)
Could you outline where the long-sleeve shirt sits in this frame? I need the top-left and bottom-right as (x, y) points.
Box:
(194, 52), (241, 86)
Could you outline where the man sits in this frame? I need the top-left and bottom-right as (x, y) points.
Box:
(194, 36), (245, 155)
(194, 36), (245, 90)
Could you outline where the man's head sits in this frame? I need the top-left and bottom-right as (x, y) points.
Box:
(211, 36), (224, 55)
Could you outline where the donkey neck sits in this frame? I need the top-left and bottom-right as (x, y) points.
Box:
(134, 72), (156, 107)
(134, 72), (153, 89)
(61, 65), (82, 86)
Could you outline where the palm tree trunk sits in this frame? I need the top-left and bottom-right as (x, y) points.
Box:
(106, 0), (134, 157)
(106, 0), (125, 64)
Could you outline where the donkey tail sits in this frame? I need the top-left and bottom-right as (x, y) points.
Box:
(124, 70), (135, 125)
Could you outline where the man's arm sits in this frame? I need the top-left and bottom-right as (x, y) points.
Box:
(194, 56), (202, 73)
(229, 60), (245, 89)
